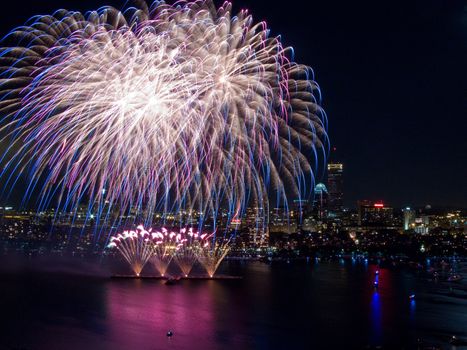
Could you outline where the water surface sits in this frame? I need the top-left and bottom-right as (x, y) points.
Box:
(1, 260), (466, 349)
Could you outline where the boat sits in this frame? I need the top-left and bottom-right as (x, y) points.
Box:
(447, 274), (463, 282)
(449, 335), (467, 345)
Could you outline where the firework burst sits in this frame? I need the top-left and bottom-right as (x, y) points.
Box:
(0, 0), (328, 232)
(107, 225), (153, 276)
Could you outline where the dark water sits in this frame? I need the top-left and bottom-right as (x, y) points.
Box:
(1, 260), (466, 350)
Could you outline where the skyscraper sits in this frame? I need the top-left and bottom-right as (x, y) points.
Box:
(402, 207), (415, 231)
(313, 183), (328, 219)
(327, 162), (344, 212)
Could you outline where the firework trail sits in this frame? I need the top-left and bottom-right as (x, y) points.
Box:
(150, 227), (180, 277)
(107, 225), (153, 276)
(172, 228), (206, 277)
(197, 238), (231, 277)
(0, 1), (328, 232)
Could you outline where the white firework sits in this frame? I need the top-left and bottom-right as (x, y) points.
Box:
(0, 0), (328, 232)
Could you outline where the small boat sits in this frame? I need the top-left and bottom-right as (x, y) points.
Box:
(447, 274), (463, 282)
(449, 335), (466, 345)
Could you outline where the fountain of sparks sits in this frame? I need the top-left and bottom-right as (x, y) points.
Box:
(107, 226), (153, 276)
(171, 228), (204, 277)
(197, 239), (231, 278)
(150, 228), (179, 277)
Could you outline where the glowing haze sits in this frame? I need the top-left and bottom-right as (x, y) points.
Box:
(0, 0), (328, 230)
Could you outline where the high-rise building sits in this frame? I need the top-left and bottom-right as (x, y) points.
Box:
(293, 198), (309, 225)
(402, 207), (415, 231)
(357, 200), (372, 226)
(313, 183), (328, 219)
(327, 162), (344, 212)
(244, 206), (268, 247)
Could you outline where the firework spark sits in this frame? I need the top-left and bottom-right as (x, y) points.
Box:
(150, 227), (179, 277)
(197, 239), (231, 277)
(0, 1), (328, 232)
(107, 225), (153, 276)
(172, 228), (205, 277)
(108, 225), (218, 277)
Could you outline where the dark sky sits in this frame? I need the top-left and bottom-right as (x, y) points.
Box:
(0, 0), (465, 208)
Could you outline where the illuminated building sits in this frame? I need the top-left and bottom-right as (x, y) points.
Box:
(293, 198), (309, 226)
(357, 200), (372, 226)
(245, 206), (268, 247)
(269, 207), (296, 234)
(313, 183), (328, 219)
(402, 207), (415, 231)
(327, 163), (344, 212)
(357, 201), (393, 226)
(413, 216), (430, 234)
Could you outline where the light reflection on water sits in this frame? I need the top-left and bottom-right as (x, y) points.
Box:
(371, 291), (382, 344)
(0, 260), (466, 349)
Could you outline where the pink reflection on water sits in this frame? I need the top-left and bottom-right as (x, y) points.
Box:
(106, 279), (225, 350)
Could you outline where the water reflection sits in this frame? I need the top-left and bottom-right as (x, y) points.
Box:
(370, 291), (382, 344)
(410, 298), (416, 321)
(106, 280), (221, 349)
(0, 261), (465, 349)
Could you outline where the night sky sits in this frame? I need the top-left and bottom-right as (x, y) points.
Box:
(0, 0), (465, 208)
